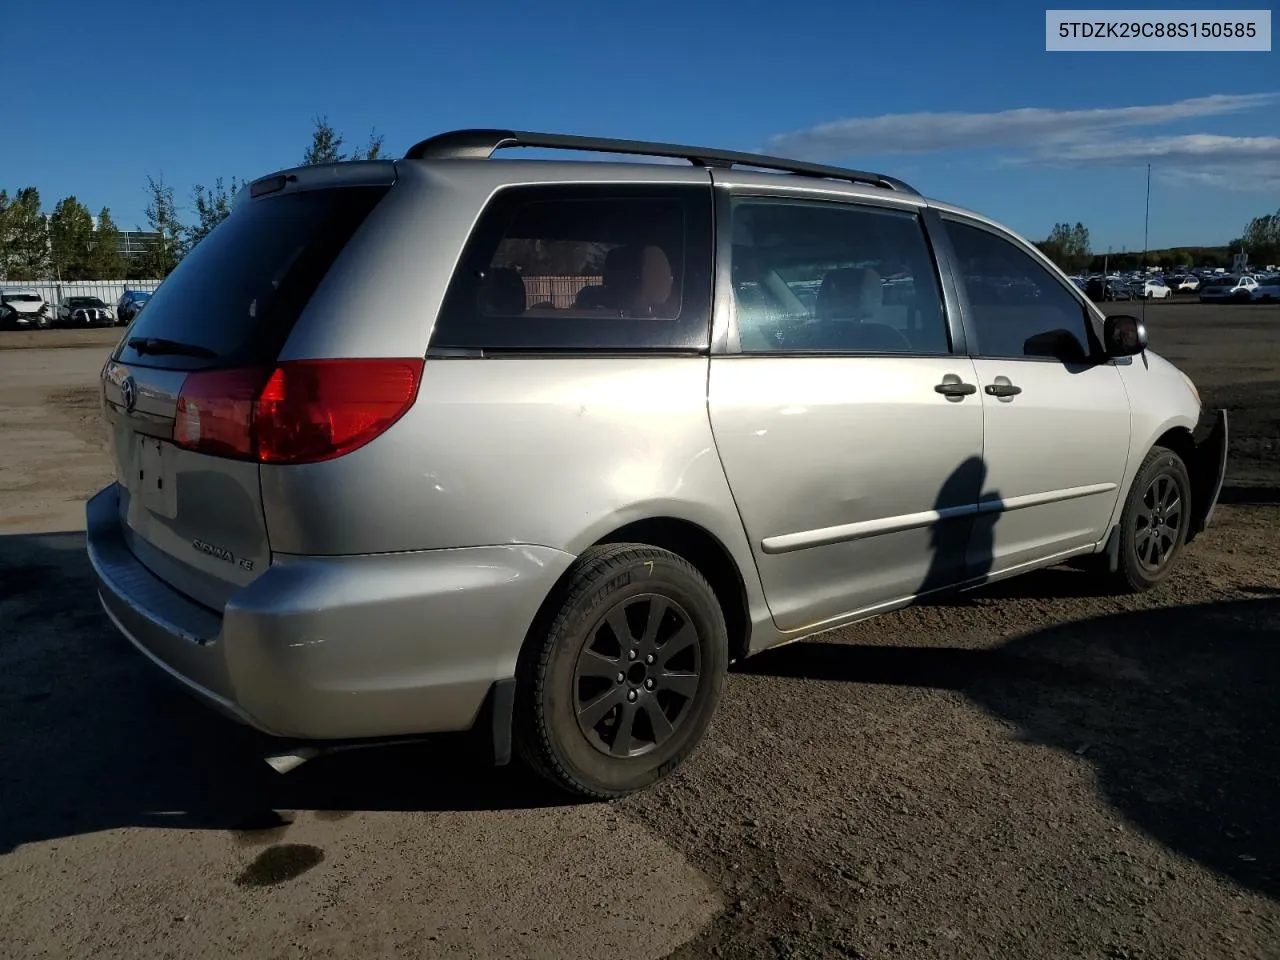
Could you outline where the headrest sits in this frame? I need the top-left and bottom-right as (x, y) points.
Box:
(602, 245), (675, 315)
(477, 267), (527, 315)
(815, 267), (882, 320)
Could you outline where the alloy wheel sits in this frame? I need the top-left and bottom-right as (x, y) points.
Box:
(1135, 472), (1183, 572)
(572, 593), (701, 758)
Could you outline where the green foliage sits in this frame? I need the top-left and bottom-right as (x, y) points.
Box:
(186, 177), (241, 251)
(0, 187), (51, 281)
(351, 129), (384, 161)
(139, 175), (183, 277)
(92, 207), (124, 279)
(1037, 222), (1091, 273)
(303, 115), (346, 165)
(49, 196), (96, 280)
(303, 116), (385, 164)
(1085, 246), (1229, 273)
(1231, 208), (1280, 267)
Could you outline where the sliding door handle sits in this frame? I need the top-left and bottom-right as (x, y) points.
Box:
(984, 381), (1022, 398)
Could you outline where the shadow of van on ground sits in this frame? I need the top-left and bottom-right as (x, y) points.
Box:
(739, 595), (1280, 899)
(0, 531), (566, 856)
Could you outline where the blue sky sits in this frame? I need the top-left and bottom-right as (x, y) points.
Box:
(9, 0), (1277, 250)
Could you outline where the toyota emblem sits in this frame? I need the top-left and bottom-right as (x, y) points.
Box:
(121, 376), (138, 413)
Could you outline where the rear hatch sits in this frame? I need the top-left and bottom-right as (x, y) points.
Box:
(101, 171), (395, 610)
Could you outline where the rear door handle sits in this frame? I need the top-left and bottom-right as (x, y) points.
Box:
(985, 381), (1022, 398)
(934, 378), (977, 399)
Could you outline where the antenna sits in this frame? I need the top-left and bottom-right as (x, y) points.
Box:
(1141, 163), (1151, 323)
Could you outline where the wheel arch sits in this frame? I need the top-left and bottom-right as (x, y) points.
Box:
(591, 517), (752, 663)
(1152, 424), (1195, 469)
(520, 515), (754, 670)
(1118, 422), (1220, 548)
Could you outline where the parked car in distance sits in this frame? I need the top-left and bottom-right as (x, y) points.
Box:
(1199, 275), (1258, 303)
(1137, 279), (1172, 300)
(116, 289), (152, 325)
(0, 290), (51, 329)
(86, 128), (1230, 799)
(1252, 275), (1280, 302)
(1085, 277), (1132, 302)
(57, 296), (116, 327)
(1176, 275), (1200, 293)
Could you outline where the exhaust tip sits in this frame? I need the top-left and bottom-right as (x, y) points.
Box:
(263, 747), (321, 774)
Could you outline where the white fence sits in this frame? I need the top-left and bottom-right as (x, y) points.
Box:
(0, 279), (163, 306)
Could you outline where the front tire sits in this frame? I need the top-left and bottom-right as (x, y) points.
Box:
(1108, 446), (1192, 593)
(514, 544), (728, 799)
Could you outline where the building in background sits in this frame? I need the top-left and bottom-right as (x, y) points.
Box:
(118, 231), (160, 259)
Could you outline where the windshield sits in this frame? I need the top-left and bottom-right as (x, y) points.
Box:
(69, 297), (106, 307)
(5, 294), (41, 303)
(113, 185), (389, 370)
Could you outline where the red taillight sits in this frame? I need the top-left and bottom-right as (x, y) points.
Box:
(255, 359), (424, 463)
(173, 359), (424, 465)
(175, 367), (267, 459)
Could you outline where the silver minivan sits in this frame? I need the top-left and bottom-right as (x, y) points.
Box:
(87, 130), (1228, 798)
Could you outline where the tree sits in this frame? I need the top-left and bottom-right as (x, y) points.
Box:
(49, 196), (96, 280)
(1232, 208), (1280, 267)
(1039, 221), (1091, 274)
(186, 177), (240, 251)
(1, 188), (50, 281)
(92, 207), (124, 278)
(138, 175), (183, 277)
(302, 116), (384, 164)
(303, 115), (346, 165)
(351, 129), (384, 161)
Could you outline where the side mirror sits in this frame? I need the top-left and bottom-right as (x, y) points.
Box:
(1103, 314), (1148, 357)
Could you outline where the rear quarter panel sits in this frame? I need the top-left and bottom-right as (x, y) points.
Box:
(259, 356), (771, 632)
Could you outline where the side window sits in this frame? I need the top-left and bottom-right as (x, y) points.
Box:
(729, 197), (950, 355)
(432, 185), (713, 351)
(944, 220), (1094, 362)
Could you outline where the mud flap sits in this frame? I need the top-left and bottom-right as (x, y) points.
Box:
(488, 678), (516, 766)
(1186, 408), (1228, 544)
(1103, 524), (1121, 573)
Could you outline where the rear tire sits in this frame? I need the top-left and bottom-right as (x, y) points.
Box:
(514, 544), (728, 799)
(1106, 446), (1192, 593)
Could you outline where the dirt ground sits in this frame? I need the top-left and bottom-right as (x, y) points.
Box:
(1, 302), (1277, 959)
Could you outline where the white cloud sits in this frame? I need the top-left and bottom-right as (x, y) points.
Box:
(1019, 135), (1280, 189)
(766, 93), (1279, 159)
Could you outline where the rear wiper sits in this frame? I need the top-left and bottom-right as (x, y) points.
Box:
(127, 337), (218, 359)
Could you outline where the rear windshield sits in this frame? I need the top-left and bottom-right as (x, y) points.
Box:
(113, 185), (389, 370)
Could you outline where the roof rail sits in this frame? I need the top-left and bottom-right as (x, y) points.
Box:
(402, 128), (920, 196)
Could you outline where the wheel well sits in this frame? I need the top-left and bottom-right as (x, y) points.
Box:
(1153, 426), (1194, 466)
(1153, 425), (1220, 543)
(596, 518), (752, 662)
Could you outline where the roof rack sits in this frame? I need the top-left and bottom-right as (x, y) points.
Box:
(402, 128), (920, 196)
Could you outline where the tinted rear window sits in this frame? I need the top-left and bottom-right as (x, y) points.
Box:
(114, 186), (388, 370)
(432, 184), (714, 352)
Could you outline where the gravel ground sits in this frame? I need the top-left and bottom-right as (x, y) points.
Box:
(1, 302), (1277, 959)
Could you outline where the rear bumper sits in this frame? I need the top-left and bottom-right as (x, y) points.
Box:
(86, 484), (574, 740)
